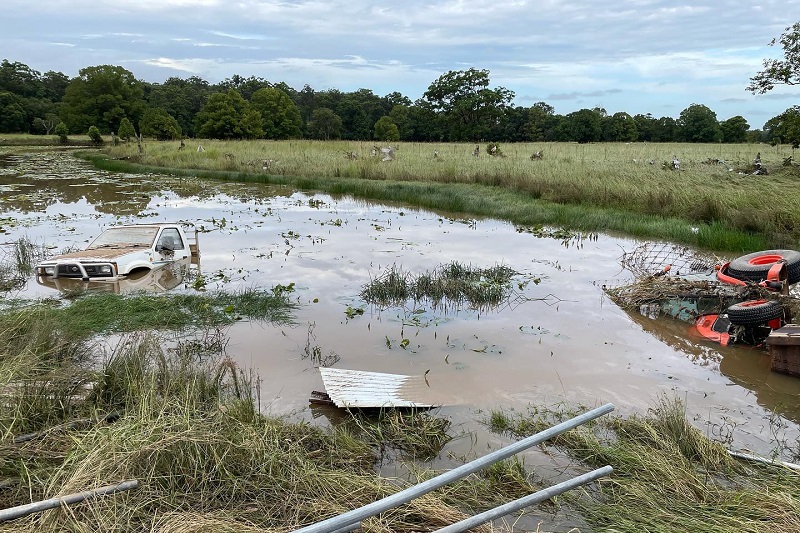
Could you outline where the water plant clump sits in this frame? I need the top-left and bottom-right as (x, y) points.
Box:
(361, 261), (524, 312)
(0, 238), (49, 293)
(344, 408), (454, 462)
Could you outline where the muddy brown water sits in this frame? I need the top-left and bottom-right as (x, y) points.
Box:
(2, 151), (800, 490)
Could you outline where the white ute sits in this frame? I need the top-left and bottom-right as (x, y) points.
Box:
(36, 223), (199, 281)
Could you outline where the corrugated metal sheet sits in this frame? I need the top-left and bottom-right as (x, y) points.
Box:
(318, 368), (438, 408)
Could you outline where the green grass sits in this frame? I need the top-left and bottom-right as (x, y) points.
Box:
(3, 304), (799, 531)
(0, 133), (103, 147)
(83, 140), (800, 252)
(1, 289), (296, 338)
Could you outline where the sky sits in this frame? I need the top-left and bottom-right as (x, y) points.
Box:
(2, 0), (799, 129)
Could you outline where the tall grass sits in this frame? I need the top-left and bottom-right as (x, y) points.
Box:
(87, 140), (799, 252)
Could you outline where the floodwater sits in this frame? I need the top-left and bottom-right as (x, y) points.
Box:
(2, 149), (800, 465)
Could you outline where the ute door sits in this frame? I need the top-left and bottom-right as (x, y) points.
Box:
(155, 228), (188, 261)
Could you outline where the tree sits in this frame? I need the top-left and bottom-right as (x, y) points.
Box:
(215, 75), (271, 100)
(719, 115), (750, 143)
(388, 105), (413, 140)
(336, 89), (385, 140)
(147, 76), (211, 138)
(41, 70), (70, 101)
(295, 84), (317, 128)
(603, 112), (638, 142)
(0, 91), (27, 133)
(195, 89), (263, 139)
(374, 116), (399, 141)
(383, 91), (412, 108)
(559, 108), (603, 143)
(653, 116), (678, 142)
(118, 117), (136, 142)
(524, 102), (556, 141)
(422, 68), (514, 141)
(249, 87), (302, 139)
(140, 108), (182, 140)
(748, 22), (800, 94)
(307, 108), (342, 140)
(54, 121), (68, 143)
(678, 104), (721, 143)
(0, 60), (43, 98)
(764, 106), (800, 147)
(60, 65), (145, 135)
(87, 125), (103, 144)
(407, 100), (443, 141)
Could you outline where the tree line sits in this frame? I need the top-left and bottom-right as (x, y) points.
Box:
(1, 22), (798, 146)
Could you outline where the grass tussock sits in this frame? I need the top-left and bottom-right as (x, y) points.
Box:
(361, 261), (527, 312)
(488, 397), (800, 532)
(83, 140), (800, 251)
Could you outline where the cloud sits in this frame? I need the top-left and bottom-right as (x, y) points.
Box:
(547, 89), (623, 101)
(2, 0), (799, 125)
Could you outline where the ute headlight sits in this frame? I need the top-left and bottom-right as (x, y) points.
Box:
(44, 267), (55, 275)
(100, 265), (112, 273)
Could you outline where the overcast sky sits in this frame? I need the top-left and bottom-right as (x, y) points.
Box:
(2, 0), (798, 129)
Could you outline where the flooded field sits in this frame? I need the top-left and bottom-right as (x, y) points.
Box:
(2, 149), (799, 460)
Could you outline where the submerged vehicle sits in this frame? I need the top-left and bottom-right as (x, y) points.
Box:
(35, 223), (199, 282)
(693, 249), (796, 347)
(695, 299), (785, 347)
(36, 257), (196, 294)
(610, 245), (798, 347)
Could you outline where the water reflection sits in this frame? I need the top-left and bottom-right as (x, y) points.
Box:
(0, 151), (295, 217)
(625, 309), (800, 424)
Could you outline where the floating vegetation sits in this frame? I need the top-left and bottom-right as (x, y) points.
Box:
(515, 225), (598, 248)
(302, 322), (340, 367)
(361, 261), (539, 313)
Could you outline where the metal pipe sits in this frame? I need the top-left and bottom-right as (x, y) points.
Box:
(728, 450), (800, 472)
(291, 403), (614, 533)
(329, 523), (360, 533)
(0, 480), (139, 522)
(434, 466), (613, 533)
